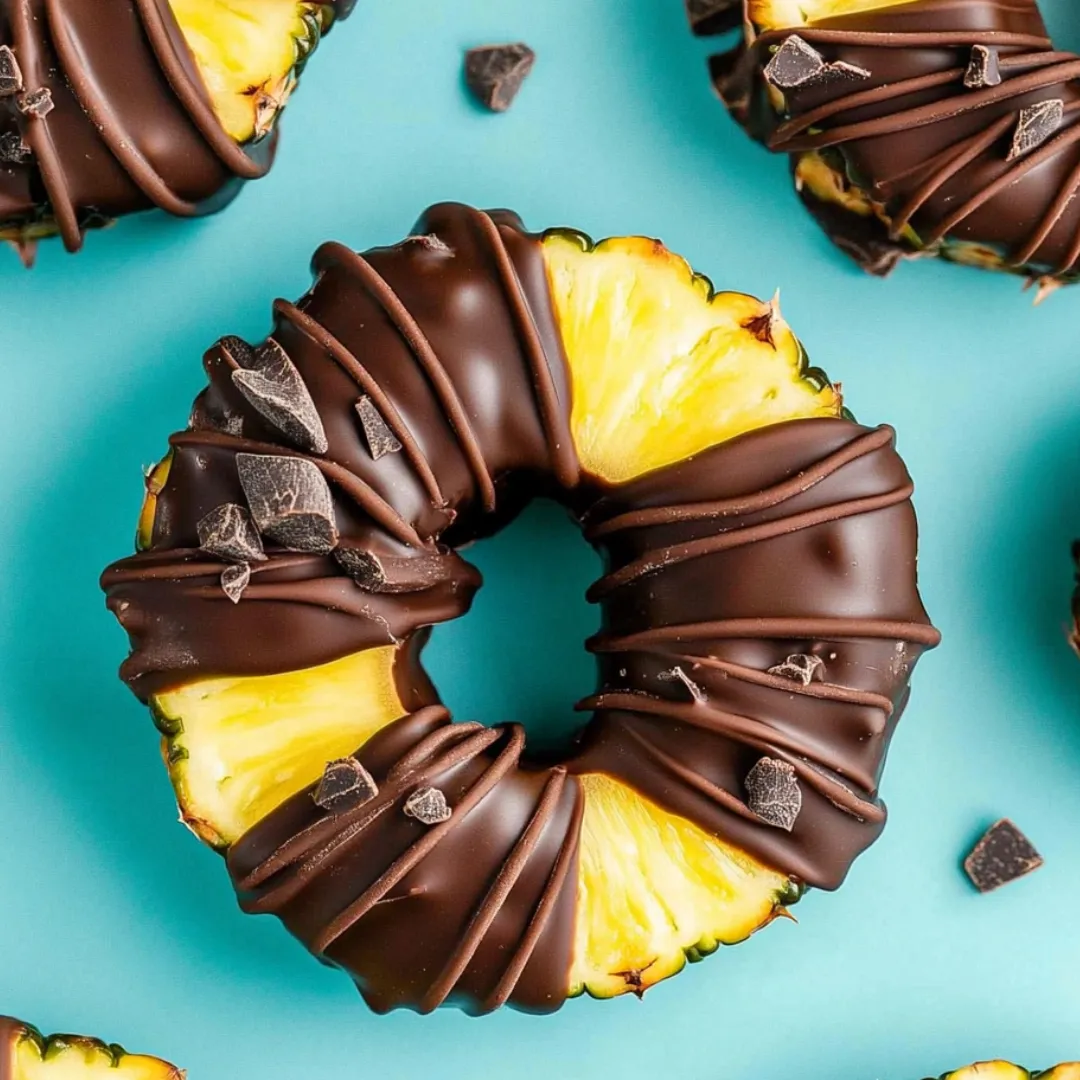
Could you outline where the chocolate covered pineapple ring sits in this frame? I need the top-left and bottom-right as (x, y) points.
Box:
(0, 1), (352, 256)
(706, 0), (1080, 288)
(102, 202), (939, 1013)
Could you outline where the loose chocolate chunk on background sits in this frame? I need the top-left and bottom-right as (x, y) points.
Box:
(964, 819), (1043, 892)
(197, 503), (267, 563)
(236, 453), (339, 554)
(355, 396), (402, 460)
(1007, 99), (1063, 162)
(768, 653), (824, 686)
(684, 0), (742, 36)
(964, 45), (1001, 89)
(745, 757), (803, 831)
(464, 43), (536, 113)
(18, 87), (53, 118)
(220, 562), (251, 604)
(0, 45), (23, 95)
(0, 132), (30, 163)
(314, 758), (378, 812)
(229, 337), (328, 454)
(404, 786), (452, 825)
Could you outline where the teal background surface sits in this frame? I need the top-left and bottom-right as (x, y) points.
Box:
(2, 2), (1080, 1077)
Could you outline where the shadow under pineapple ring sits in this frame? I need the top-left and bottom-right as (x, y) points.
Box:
(101, 202), (940, 1015)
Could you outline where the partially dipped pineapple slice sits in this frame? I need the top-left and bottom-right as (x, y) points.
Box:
(542, 230), (840, 484)
(935, 1066), (1080, 1080)
(170, 0), (335, 142)
(749, 0), (922, 30)
(6, 1022), (182, 1080)
(151, 646), (404, 848)
(570, 774), (795, 999)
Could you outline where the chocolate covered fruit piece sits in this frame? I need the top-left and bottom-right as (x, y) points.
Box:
(1, 1017), (182, 1080)
(132, 232), (833, 999)
(931, 1066), (1080, 1080)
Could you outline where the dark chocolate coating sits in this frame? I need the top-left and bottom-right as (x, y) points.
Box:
(0, 1017), (19, 1080)
(712, 0), (1080, 278)
(102, 203), (938, 1012)
(0, 0), (349, 253)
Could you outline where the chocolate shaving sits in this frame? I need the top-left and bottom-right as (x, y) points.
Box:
(964, 45), (1001, 89)
(404, 786), (452, 825)
(745, 757), (802, 831)
(197, 503), (267, 564)
(0, 45), (23, 96)
(220, 562), (251, 604)
(17, 87), (53, 118)
(236, 453), (339, 553)
(228, 337), (328, 454)
(767, 653), (824, 686)
(0, 132), (30, 164)
(406, 233), (452, 254)
(657, 665), (706, 704)
(764, 35), (869, 91)
(1007, 99), (1063, 162)
(355, 396), (402, 460)
(963, 819), (1043, 893)
(464, 43), (536, 113)
(684, 0), (741, 36)
(313, 757), (378, 812)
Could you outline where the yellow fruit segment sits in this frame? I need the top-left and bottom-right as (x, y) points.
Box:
(169, 0), (331, 142)
(152, 646), (404, 848)
(749, 0), (922, 30)
(136, 451), (173, 552)
(542, 231), (841, 484)
(13, 1032), (182, 1080)
(569, 773), (793, 999)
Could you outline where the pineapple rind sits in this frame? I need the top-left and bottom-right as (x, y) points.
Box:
(542, 229), (841, 484)
(935, 1067), (1080, 1080)
(13, 1026), (182, 1080)
(569, 773), (792, 999)
(151, 646), (404, 848)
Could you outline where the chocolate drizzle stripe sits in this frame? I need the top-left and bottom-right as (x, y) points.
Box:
(418, 767), (568, 1012)
(588, 483), (915, 600)
(1014, 152), (1080, 264)
(273, 298), (447, 508)
(320, 242), (498, 512)
(586, 425), (894, 538)
(755, 27), (1050, 50)
(481, 793), (583, 1011)
(312, 725), (528, 952)
(590, 617), (943, 650)
(170, 430), (425, 548)
(581, 690), (883, 801)
(132, 0), (269, 181)
(471, 210), (579, 489)
(11, 0), (81, 250)
(44, 0), (199, 216)
(103, 549), (320, 582)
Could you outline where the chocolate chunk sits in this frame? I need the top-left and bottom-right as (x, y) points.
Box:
(0, 132), (30, 164)
(197, 503), (267, 564)
(464, 43), (536, 113)
(745, 757), (802, 831)
(684, 0), (741, 36)
(18, 87), (53, 118)
(964, 45), (1001, 89)
(406, 233), (452, 255)
(313, 757), (378, 812)
(657, 665), (706, 704)
(228, 337), (328, 454)
(220, 562), (251, 604)
(1007, 99), (1063, 162)
(355, 396), (402, 460)
(767, 653), (824, 686)
(0, 46), (23, 96)
(963, 819), (1043, 893)
(236, 453), (339, 553)
(764, 35), (869, 90)
(335, 547), (448, 593)
(404, 786), (452, 825)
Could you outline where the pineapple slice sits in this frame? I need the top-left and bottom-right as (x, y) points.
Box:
(7, 1022), (182, 1080)
(169, 0), (335, 142)
(135, 451), (173, 552)
(151, 647), (403, 848)
(542, 230), (840, 484)
(938, 1067), (1080, 1080)
(570, 774), (795, 999)
(749, 0), (922, 30)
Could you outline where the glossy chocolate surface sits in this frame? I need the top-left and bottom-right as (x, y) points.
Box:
(103, 203), (938, 1012)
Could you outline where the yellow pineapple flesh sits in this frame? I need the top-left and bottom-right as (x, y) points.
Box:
(10, 1026), (182, 1080)
(169, 0), (334, 142)
(938, 1067), (1080, 1080)
(749, 0), (922, 30)
(151, 647), (404, 848)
